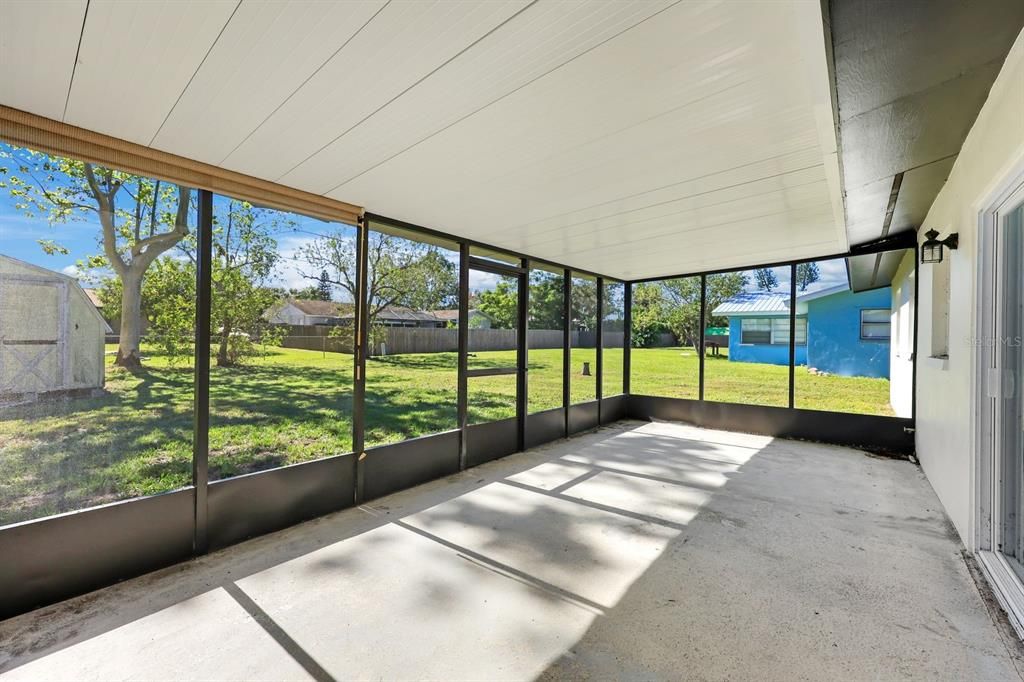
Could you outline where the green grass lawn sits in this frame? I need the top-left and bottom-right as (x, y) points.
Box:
(631, 346), (894, 415)
(0, 344), (891, 525)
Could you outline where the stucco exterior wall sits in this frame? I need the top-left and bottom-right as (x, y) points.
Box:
(727, 316), (808, 365)
(805, 287), (891, 379)
(914, 29), (1024, 543)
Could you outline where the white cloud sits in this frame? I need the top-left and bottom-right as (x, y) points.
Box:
(271, 233), (319, 292)
(816, 259), (848, 287)
(468, 269), (502, 292)
(61, 264), (81, 278)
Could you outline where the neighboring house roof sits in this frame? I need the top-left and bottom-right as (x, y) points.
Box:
(713, 283), (857, 316)
(430, 308), (488, 321)
(794, 283), (849, 303)
(375, 306), (441, 323)
(713, 291), (792, 316)
(83, 288), (103, 308)
(289, 299), (344, 317)
(333, 305), (440, 323)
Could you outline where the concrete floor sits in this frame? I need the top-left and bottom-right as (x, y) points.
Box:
(1, 420), (1022, 681)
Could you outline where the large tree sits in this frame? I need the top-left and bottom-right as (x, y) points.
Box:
(1, 145), (191, 368)
(288, 283), (328, 301)
(315, 270), (333, 301)
(660, 272), (747, 350)
(207, 200), (285, 366)
(753, 267), (779, 291)
(795, 261), (821, 291)
(602, 283), (625, 330)
(630, 283), (669, 348)
(570, 278), (599, 331)
(298, 231), (457, 344)
(98, 256), (195, 364)
(98, 199), (287, 367)
(477, 278), (519, 329)
(528, 270), (565, 330)
(479, 270), (572, 331)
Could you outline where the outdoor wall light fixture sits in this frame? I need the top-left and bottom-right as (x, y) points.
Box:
(921, 229), (959, 264)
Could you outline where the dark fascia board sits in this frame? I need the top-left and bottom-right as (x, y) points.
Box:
(365, 214), (911, 288)
(847, 248), (911, 292)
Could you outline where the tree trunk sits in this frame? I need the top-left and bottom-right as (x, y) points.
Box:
(217, 318), (232, 367)
(116, 268), (144, 368)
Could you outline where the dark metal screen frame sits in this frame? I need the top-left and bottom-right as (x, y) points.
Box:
(788, 263), (797, 409)
(517, 258), (529, 452)
(458, 243), (470, 469)
(699, 275), (707, 400)
(0, 199), (918, 619)
(353, 216), (369, 503)
(192, 189), (213, 553)
(596, 276), (604, 424)
(627, 235), (918, 454)
(623, 282), (632, 396)
(563, 271), (572, 435)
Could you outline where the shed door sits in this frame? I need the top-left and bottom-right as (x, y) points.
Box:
(0, 278), (65, 395)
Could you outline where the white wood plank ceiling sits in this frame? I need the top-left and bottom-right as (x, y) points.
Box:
(0, 0), (846, 280)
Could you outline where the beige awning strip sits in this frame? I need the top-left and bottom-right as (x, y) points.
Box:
(0, 106), (363, 226)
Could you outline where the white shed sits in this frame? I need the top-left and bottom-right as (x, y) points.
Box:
(0, 255), (111, 400)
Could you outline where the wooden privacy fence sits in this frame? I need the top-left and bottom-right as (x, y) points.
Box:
(277, 326), (642, 356)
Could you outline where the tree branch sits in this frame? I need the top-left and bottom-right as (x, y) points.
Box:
(84, 163), (127, 276)
(22, 165), (96, 214)
(129, 184), (191, 270)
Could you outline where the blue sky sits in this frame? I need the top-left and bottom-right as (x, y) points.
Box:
(0, 196), (102, 279)
(0, 144), (356, 294)
(735, 260), (848, 296)
(0, 190), (359, 293)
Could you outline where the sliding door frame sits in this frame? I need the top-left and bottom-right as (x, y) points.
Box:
(974, 159), (1024, 638)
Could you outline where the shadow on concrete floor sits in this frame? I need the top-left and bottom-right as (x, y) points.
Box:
(1, 420), (1020, 681)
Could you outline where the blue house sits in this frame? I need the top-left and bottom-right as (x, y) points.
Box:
(712, 284), (892, 378)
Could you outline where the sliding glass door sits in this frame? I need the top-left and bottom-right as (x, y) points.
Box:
(997, 201), (1024, 579)
(978, 179), (1024, 637)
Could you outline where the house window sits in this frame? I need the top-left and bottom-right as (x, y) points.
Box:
(740, 318), (806, 345)
(740, 318), (771, 344)
(771, 318), (807, 345)
(860, 309), (891, 340)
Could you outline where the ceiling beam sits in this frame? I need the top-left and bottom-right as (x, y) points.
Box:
(0, 105), (363, 226)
